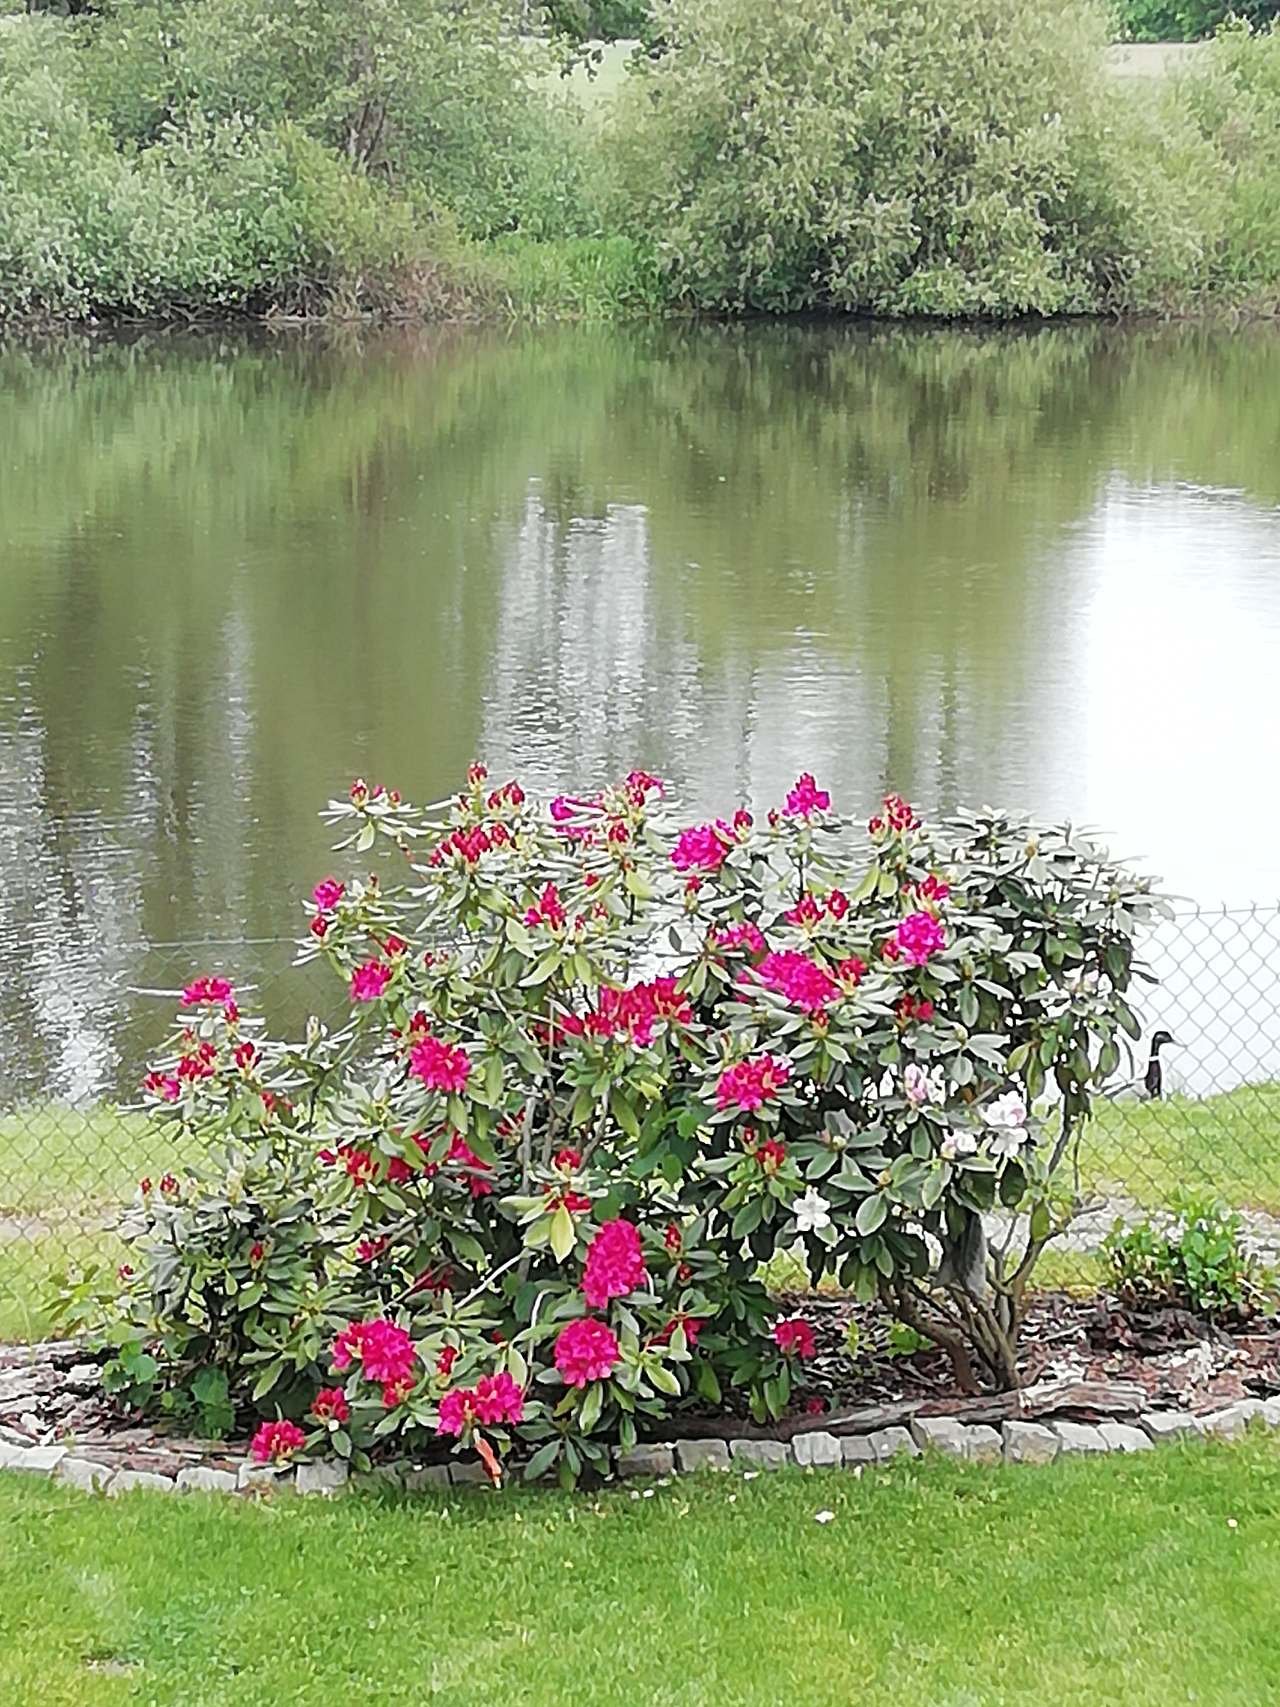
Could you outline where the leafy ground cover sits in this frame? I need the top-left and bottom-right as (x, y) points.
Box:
(2, 1438), (1280, 1705)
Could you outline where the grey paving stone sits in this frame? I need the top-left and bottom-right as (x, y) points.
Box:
(1001, 1421), (1061, 1465)
(616, 1444), (675, 1479)
(728, 1439), (790, 1470)
(54, 1456), (112, 1492)
(1099, 1422), (1153, 1454)
(841, 1436), (877, 1466)
(448, 1460), (491, 1486)
(674, 1439), (730, 1473)
(297, 1460), (350, 1497)
(792, 1431), (841, 1468)
(237, 1462), (292, 1491)
(1197, 1399), (1266, 1440)
(402, 1465), (451, 1491)
(1261, 1398), (1280, 1429)
(108, 1468), (175, 1496)
(176, 1466), (238, 1494)
(1048, 1420), (1108, 1454)
(1139, 1410), (1197, 1442)
(910, 1416), (969, 1456)
(964, 1425), (1004, 1464)
(868, 1426), (920, 1461)
(0, 1442), (67, 1475)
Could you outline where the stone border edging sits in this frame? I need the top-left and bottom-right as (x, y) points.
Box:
(4, 1395), (1279, 1500)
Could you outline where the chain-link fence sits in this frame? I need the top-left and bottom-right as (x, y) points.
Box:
(1, 904), (1278, 1339)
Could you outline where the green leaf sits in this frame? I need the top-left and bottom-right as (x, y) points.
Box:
(855, 1194), (888, 1235)
(549, 1204), (576, 1262)
(579, 1381), (604, 1431)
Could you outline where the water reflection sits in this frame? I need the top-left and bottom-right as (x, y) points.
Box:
(0, 321), (1278, 1100)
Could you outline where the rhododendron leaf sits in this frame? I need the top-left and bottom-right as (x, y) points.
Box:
(549, 1205), (575, 1261)
(505, 1346), (528, 1388)
(356, 821), (376, 853)
(519, 953), (561, 987)
(523, 1440), (560, 1481)
(855, 1194), (888, 1235)
(852, 866), (880, 904)
(251, 1360), (285, 1401)
(695, 1361), (722, 1405)
(504, 918), (534, 955)
(647, 1361), (680, 1397)
(578, 1381), (604, 1431)
(609, 1090), (640, 1140)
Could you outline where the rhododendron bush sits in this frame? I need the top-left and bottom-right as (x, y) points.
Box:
(106, 767), (1163, 1482)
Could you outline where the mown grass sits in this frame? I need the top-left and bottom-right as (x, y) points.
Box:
(3, 1437), (1280, 1705)
(1079, 1083), (1280, 1213)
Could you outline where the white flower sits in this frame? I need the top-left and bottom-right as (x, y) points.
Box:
(941, 1130), (978, 1161)
(813, 1509), (836, 1524)
(904, 1063), (946, 1107)
(984, 1090), (1028, 1130)
(987, 1127), (1029, 1161)
(792, 1187), (832, 1234)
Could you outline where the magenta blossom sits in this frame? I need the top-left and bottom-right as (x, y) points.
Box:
(582, 1219), (647, 1308)
(350, 960), (391, 1003)
(409, 1033), (472, 1093)
(783, 773), (830, 818)
(750, 950), (839, 1015)
(716, 1055), (791, 1112)
(895, 911), (947, 967)
(181, 975), (235, 1008)
(671, 823), (731, 874)
(555, 1318), (622, 1387)
(312, 877), (345, 913)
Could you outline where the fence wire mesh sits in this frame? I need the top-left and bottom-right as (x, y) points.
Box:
(1, 903), (1278, 1339)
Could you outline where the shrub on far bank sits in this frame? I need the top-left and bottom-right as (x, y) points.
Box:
(607, 0), (1220, 317)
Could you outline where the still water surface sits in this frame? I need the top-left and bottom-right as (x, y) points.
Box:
(2, 322), (1278, 1099)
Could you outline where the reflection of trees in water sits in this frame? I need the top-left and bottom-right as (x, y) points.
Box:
(0, 322), (1278, 1098)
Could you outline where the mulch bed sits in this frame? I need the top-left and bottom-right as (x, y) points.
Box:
(4, 1293), (1278, 1465)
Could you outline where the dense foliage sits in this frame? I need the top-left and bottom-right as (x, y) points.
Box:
(0, 0), (1275, 322)
(610, 0), (1226, 316)
(1117, 0), (1278, 41)
(97, 768), (1161, 1481)
(1102, 1197), (1269, 1317)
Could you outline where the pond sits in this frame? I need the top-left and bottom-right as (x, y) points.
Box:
(1, 321), (1279, 1101)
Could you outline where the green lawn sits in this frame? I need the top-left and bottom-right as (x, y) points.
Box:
(1079, 1083), (1280, 1213)
(3, 1438), (1280, 1704)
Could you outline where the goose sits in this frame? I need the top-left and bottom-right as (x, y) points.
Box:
(1142, 1030), (1179, 1100)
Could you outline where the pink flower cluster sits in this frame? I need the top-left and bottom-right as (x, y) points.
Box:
(750, 950), (839, 1015)
(181, 976), (234, 1008)
(869, 793), (919, 835)
(437, 1371), (525, 1437)
(773, 1317), (817, 1359)
(250, 1419), (307, 1463)
(442, 1132), (493, 1197)
(524, 882), (567, 930)
(671, 822), (732, 874)
(332, 1318), (417, 1408)
(785, 889), (848, 928)
(429, 823), (507, 867)
(143, 1070), (181, 1102)
(915, 873), (950, 904)
(409, 1031), (472, 1093)
(895, 911), (947, 967)
(582, 1219), (647, 1307)
(312, 877), (345, 913)
(585, 977), (692, 1048)
(784, 773), (830, 819)
(310, 1388), (350, 1425)
(555, 1317), (622, 1387)
(350, 959), (391, 1003)
(716, 1054), (791, 1112)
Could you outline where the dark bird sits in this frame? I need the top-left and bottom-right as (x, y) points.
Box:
(1143, 1030), (1179, 1100)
